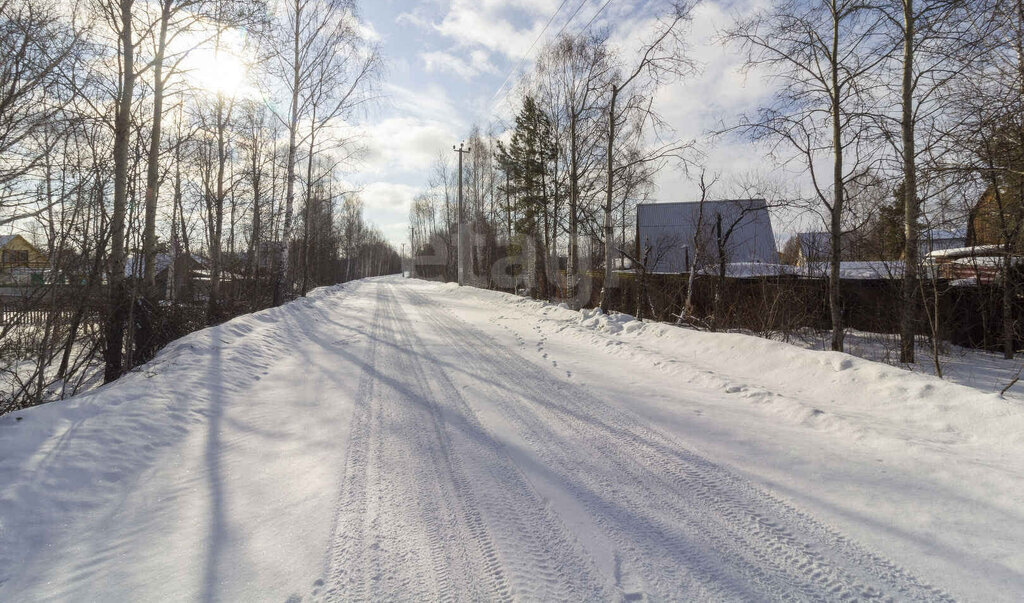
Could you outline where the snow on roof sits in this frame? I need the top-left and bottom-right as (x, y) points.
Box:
(653, 260), (904, 279)
(801, 261), (905, 279)
(691, 262), (796, 278)
(927, 245), (1006, 259)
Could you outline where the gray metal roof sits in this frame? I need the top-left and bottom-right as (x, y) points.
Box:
(637, 199), (777, 273)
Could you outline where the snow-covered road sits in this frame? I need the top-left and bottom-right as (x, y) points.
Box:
(2, 277), (1022, 601)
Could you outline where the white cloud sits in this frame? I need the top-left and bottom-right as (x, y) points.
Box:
(357, 0), (807, 249)
(421, 50), (497, 79)
(360, 182), (419, 249)
(384, 81), (462, 125)
(433, 0), (561, 60)
(361, 181), (419, 211)
(355, 83), (467, 180)
(357, 17), (382, 43)
(359, 116), (457, 177)
(592, 1), (780, 199)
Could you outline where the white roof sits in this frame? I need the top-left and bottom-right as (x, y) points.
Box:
(800, 261), (905, 279)
(927, 245), (1005, 259)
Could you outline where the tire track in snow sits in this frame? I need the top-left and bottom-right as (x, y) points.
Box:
(315, 286), (385, 601)
(317, 286), (453, 601)
(384, 283), (611, 602)
(378, 286), (508, 602)
(319, 284), (592, 601)
(402, 288), (739, 600)
(399, 285), (954, 602)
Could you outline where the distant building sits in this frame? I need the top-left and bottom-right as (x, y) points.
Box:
(637, 199), (777, 273)
(919, 228), (967, 257)
(970, 185), (1020, 248)
(796, 232), (831, 266)
(124, 252), (209, 301)
(255, 241), (281, 271)
(0, 235), (48, 285)
(927, 245), (1013, 284)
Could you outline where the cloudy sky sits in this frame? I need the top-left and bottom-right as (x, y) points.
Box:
(353, 0), (797, 250)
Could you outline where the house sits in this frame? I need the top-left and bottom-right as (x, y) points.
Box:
(124, 252), (209, 301)
(637, 199), (777, 273)
(919, 228), (967, 257)
(969, 185), (1023, 248)
(0, 235), (48, 285)
(926, 245), (1014, 284)
(796, 232), (831, 266)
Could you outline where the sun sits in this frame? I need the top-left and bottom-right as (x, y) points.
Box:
(176, 28), (254, 99)
(189, 47), (249, 97)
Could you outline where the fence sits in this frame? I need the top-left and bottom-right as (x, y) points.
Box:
(556, 271), (1024, 352)
(411, 260), (1024, 351)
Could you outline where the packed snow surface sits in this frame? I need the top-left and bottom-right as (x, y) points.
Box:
(1, 277), (1022, 601)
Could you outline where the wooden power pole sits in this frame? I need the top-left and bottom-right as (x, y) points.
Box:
(453, 142), (470, 286)
(409, 224), (416, 278)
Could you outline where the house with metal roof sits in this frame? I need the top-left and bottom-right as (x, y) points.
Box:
(636, 199), (778, 273)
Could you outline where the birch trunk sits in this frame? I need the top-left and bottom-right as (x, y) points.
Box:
(900, 0), (918, 363)
(599, 86), (618, 312)
(104, 0), (135, 383)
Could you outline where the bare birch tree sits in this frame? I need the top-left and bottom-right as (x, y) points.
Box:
(724, 0), (890, 351)
(598, 3), (698, 312)
(271, 0), (379, 306)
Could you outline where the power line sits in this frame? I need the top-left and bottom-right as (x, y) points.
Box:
(548, 0), (595, 45)
(487, 0), (615, 118)
(579, 0), (614, 34)
(487, 0), (580, 106)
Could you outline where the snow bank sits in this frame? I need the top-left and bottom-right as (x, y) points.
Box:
(427, 282), (1024, 453)
(0, 282), (358, 592)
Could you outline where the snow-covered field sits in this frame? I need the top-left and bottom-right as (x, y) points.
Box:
(1, 276), (1022, 601)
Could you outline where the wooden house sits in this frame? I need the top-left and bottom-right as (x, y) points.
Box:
(0, 235), (48, 285)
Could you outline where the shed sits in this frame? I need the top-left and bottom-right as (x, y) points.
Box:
(637, 199), (777, 273)
(926, 245), (1015, 284)
(125, 252), (209, 301)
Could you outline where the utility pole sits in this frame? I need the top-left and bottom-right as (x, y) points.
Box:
(409, 224), (416, 278)
(453, 142), (470, 286)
